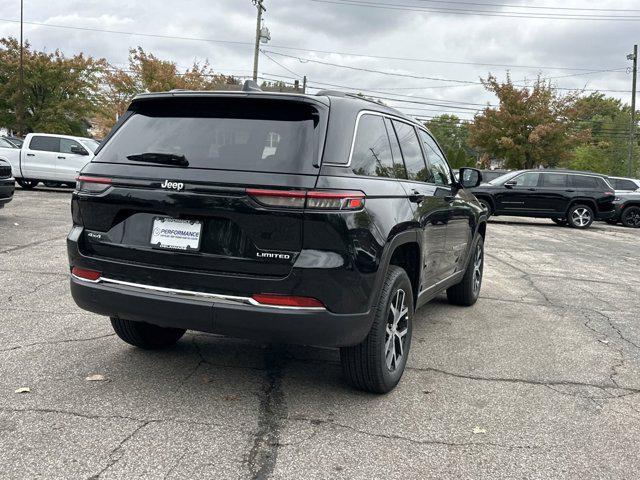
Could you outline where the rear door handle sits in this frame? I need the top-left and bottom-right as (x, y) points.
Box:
(26, 153), (35, 157)
(527, 188), (536, 191)
(57, 156), (66, 159)
(565, 189), (575, 192)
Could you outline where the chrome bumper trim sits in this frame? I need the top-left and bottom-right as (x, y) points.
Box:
(71, 274), (326, 311)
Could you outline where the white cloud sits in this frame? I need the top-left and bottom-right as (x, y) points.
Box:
(0, 0), (636, 117)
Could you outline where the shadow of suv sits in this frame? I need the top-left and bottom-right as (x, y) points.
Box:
(471, 169), (615, 228)
(67, 86), (487, 393)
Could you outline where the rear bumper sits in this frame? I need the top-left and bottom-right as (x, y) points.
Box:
(0, 178), (15, 206)
(70, 275), (372, 347)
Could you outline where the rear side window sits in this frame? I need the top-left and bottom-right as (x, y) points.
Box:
(29, 136), (60, 152)
(350, 114), (397, 178)
(95, 98), (325, 174)
(392, 121), (428, 182)
(570, 175), (598, 189)
(613, 178), (638, 190)
(541, 173), (568, 188)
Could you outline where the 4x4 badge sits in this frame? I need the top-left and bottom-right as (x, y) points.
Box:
(161, 180), (184, 191)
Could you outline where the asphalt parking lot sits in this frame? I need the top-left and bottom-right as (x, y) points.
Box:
(1, 189), (639, 480)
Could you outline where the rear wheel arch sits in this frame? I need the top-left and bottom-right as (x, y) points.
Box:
(566, 198), (596, 214)
(388, 241), (421, 304)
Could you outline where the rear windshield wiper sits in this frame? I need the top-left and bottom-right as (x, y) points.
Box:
(126, 152), (189, 167)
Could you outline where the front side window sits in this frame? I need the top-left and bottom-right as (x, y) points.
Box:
(351, 114), (396, 178)
(29, 136), (59, 152)
(613, 178), (637, 190)
(60, 139), (85, 155)
(79, 139), (100, 153)
(0, 138), (17, 149)
(541, 173), (568, 188)
(418, 130), (452, 186)
(392, 120), (428, 182)
(511, 172), (540, 187)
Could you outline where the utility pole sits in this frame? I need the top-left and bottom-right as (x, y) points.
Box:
(252, 0), (266, 83)
(17, 0), (24, 136)
(303, 75), (307, 94)
(628, 45), (638, 177)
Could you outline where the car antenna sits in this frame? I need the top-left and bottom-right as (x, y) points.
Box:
(242, 80), (262, 92)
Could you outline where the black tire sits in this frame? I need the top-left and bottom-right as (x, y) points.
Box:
(551, 218), (567, 226)
(110, 317), (186, 349)
(340, 265), (413, 394)
(605, 219), (619, 225)
(567, 204), (594, 229)
(447, 236), (484, 306)
(477, 198), (493, 217)
(16, 178), (38, 189)
(621, 206), (640, 228)
(43, 181), (62, 188)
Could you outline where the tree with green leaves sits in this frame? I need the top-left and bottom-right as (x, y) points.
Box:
(563, 93), (638, 176)
(424, 114), (475, 168)
(0, 37), (105, 136)
(93, 47), (240, 137)
(469, 74), (585, 169)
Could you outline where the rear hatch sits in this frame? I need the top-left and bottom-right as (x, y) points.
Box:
(75, 93), (329, 278)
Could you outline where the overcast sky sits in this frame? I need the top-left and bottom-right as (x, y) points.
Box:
(0, 0), (638, 121)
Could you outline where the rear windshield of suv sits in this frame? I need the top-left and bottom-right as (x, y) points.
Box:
(94, 97), (326, 175)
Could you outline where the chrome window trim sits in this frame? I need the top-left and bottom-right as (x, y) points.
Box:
(323, 110), (420, 167)
(71, 274), (326, 311)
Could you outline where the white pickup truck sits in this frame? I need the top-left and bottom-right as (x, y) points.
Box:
(0, 133), (99, 189)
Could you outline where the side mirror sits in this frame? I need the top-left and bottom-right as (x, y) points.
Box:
(459, 167), (482, 189)
(70, 145), (88, 155)
(504, 180), (517, 189)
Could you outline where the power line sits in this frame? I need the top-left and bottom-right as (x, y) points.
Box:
(309, 0), (640, 21)
(401, 0), (640, 13)
(0, 17), (624, 73)
(268, 50), (632, 93)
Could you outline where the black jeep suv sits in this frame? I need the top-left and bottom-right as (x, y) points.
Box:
(471, 169), (615, 228)
(67, 88), (487, 393)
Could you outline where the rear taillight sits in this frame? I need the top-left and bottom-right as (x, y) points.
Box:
(76, 176), (112, 194)
(71, 267), (101, 281)
(246, 188), (365, 211)
(252, 293), (325, 309)
(245, 188), (306, 208)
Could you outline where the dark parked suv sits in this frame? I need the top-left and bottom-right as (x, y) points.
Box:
(68, 88), (487, 393)
(0, 158), (15, 209)
(471, 169), (615, 228)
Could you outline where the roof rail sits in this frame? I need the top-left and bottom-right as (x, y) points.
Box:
(316, 89), (385, 106)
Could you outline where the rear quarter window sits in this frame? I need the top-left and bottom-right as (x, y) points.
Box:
(350, 114), (398, 178)
(95, 98), (326, 175)
(570, 175), (598, 189)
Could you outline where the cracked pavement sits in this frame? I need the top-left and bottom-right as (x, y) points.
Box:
(1, 189), (640, 479)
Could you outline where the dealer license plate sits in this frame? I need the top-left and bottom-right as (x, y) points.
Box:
(150, 217), (202, 251)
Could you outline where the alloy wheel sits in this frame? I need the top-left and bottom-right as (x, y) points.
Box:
(623, 208), (640, 227)
(385, 289), (409, 372)
(472, 243), (483, 295)
(571, 207), (591, 227)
